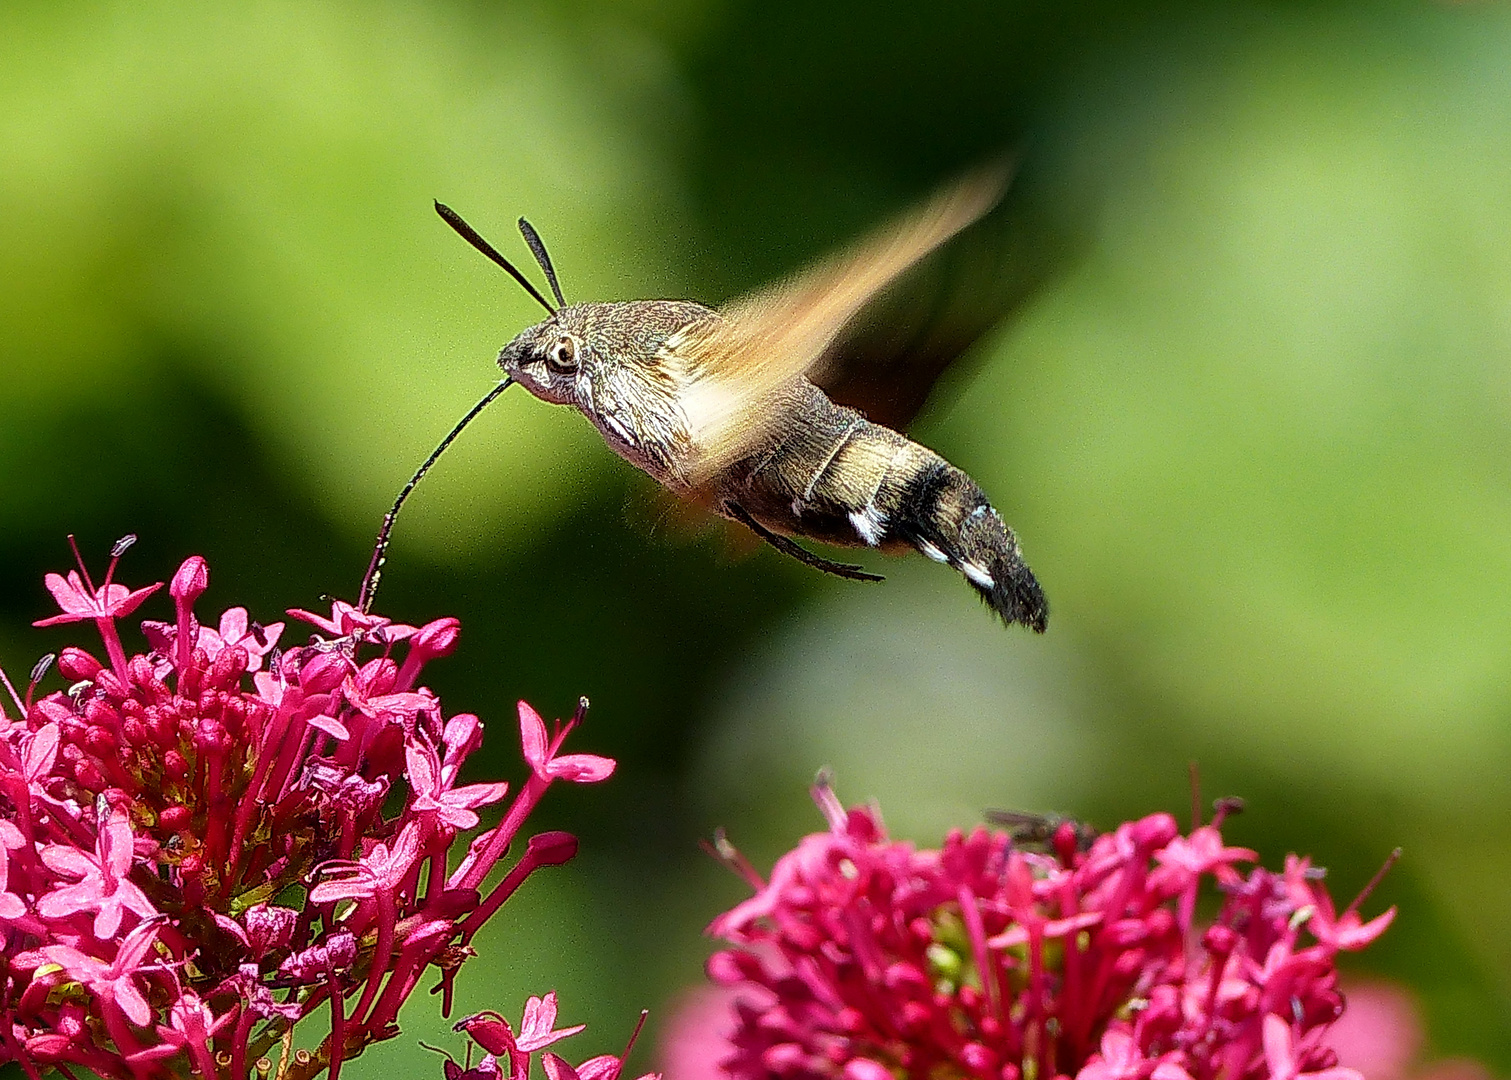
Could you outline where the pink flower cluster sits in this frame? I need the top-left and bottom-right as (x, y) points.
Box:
(438, 991), (659, 1080)
(0, 541), (614, 1080)
(702, 780), (1395, 1080)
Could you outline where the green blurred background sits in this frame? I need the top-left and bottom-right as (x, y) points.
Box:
(3, 0), (1510, 1072)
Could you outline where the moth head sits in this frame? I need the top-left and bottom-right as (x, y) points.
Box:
(496, 309), (595, 405)
(499, 300), (718, 407)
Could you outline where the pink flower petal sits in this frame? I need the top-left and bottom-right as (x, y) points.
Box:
(459, 1015), (517, 1057)
(519, 701), (548, 773)
(545, 754), (616, 783)
(306, 713), (352, 740)
(543, 1054), (584, 1080)
(574, 1056), (625, 1080)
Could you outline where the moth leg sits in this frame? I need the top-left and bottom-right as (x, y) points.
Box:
(724, 503), (885, 583)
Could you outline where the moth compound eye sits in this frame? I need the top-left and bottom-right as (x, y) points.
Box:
(547, 336), (578, 372)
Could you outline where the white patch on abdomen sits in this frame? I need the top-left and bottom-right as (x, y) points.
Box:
(960, 561), (995, 589)
(848, 504), (887, 546)
(917, 539), (949, 563)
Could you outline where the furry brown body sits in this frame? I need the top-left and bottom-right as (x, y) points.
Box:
(499, 297), (1046, 631)
(441, 167), (1048, 630)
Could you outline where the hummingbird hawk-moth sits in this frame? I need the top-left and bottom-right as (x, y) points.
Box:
(359, 167), (1047, 632)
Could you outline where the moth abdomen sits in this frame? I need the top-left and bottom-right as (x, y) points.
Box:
(722, 386), (1048, 632)
(884, 455), (1048, 633)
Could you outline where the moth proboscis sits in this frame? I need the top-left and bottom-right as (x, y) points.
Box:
(360, 164), (1048, 632)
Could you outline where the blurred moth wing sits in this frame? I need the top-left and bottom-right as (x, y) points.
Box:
(658, 162), (1048, 630)
(675, 164), (1013, 488)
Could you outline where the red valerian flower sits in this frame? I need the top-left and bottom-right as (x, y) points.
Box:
(447, 994), (658, 1080)
(457, 992), (587, 1059)
(0, 542), (615, 1080)
(689, 779), (1396, 1080)
(34, 570), (162, 627)
(407, 741), (511, 833)
(32, 537), (161, 677)
(35, 809), (157, 938)
(38, 916), (164, 1028)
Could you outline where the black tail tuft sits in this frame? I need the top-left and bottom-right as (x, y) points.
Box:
(956, 504), (1048, 633)
(890, 457), (1048, 632)
(984, 548), (1048, 633)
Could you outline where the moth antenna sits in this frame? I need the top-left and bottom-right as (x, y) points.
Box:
(358, 378), (515, 614)
(517, 217), (566, 309)
(434, 202), (557, 315)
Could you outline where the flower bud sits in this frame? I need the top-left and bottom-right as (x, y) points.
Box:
(413, 617), (461, 662)
(960, 1042), (997, 1074)
(706, 950), (762, 986)
(760, 1043), (809, 1076)
(1202, 923), (1239, 956)
(525, 831), (579, 867)
(170, 556), (210, 604)
(57, 647), (103, 681)
(298, 652), (347, 694)
(1130, 812), (1180, 849)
